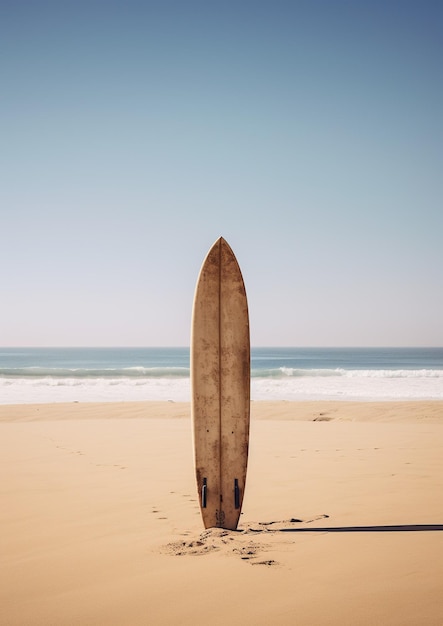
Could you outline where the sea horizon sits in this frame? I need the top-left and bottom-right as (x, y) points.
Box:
(2, 345), (442, 348)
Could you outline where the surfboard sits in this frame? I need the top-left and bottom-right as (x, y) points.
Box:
(191, 237), (250, 530)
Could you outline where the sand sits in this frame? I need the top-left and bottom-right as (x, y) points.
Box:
(1, 400), (442, 625)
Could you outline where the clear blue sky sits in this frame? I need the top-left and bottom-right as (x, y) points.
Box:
(1, 0), (442, 347)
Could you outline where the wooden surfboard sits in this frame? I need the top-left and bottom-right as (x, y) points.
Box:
(191, 237), (250, 530)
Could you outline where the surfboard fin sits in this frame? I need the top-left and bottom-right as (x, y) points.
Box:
(234, 479), (240, 509)
(201, 478), (207, 508)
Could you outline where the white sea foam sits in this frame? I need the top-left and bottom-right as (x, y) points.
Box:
(0, 371), (442, 404)
(0, 376), (191, 404)
(251, 374), (443, 401)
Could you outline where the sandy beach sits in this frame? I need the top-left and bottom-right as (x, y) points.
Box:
(1, 400), (442, 625)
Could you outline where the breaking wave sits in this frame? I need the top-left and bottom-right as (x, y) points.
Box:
(3, 366), (442, 382)
(252, 368), (443, 379)
(0, 366), (190, 378)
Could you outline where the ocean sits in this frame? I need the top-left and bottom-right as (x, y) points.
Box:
(0, 347), (442, 404)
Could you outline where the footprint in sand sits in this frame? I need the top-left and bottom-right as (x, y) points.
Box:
(151, 507), (169, 521)
(164, 538), (221, 557)
(162, 514), (331, 567)
(162, 528), (277, 565)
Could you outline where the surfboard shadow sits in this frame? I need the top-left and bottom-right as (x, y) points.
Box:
(279, 524), (443, 533)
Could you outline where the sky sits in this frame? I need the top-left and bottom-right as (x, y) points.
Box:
(1, 0), (442, 347)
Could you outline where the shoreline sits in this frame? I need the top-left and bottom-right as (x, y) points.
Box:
(0, 399), (442, 423)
